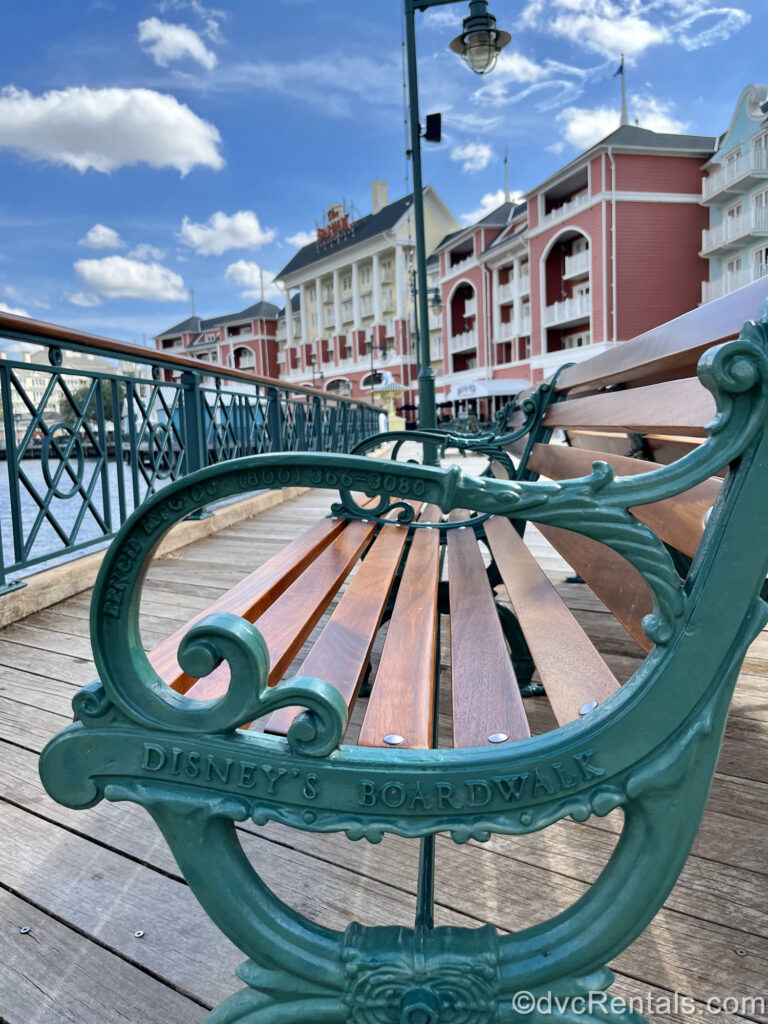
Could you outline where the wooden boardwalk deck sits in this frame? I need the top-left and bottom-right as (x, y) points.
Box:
(0, 477), (766, 1024)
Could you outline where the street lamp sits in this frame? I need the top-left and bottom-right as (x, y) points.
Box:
(449, 0), (511, 74)
(308, 353), (323, 389)
(404, 0), (510, 459)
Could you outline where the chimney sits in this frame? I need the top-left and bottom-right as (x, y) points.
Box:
(372, 179), (388, 214)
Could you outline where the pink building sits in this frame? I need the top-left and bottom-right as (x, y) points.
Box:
(154, 301), (281, 382)
(436, 123), (716, 414)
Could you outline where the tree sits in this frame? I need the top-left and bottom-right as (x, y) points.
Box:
(57, 378), (116, 429)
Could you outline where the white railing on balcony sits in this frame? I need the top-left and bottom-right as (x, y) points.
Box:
(564, 250), (590, 278)
(449, 251), (473, 270)
(544, 293), (590, 327)
(702, 262), (768, 303)
(430, 341), (443, 361)
(360, 297), (373, 318)
(429, 312), (442, 330)
(542, 191), (589, 226)
(464, 297), (477, 318)
(341, 300), (353, 323)
(702, 147), (768, 201)
(519, 272), (530, 295)
(521, 314), (531, 335)
(449, 330), (477, 354)
(380, 268), (393, 284)
(497, 321), (516, 342)
(381, 287), (394, 310)
(323, 310), (335, 329)
(322, 287), (334, 303)
(497, 281), (515, 304)
(701, 206), (768, 253)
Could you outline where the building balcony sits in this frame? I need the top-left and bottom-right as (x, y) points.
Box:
(519, 272), (530, 295)
(497, 281), (514, 304)
(544, 293), (590, 328)
(702, 262), (768, 303)
(520, 314), (531, 335)
(542, 191), (589, 227)
(381, 287), (394, 311)
(563, 251), (590, 279)
(429, 312), (442, 330)
(464, 297), (477, 318)
(449, 330), (477, 354)
(497, 321), (516, 342)
(360, 300), (374, 318)
(380, 269), (393, 284)
(702, 148), (768, 204)
(276, 324), (287, 341)
(448, 251), (473, 271)
(430, 341), (443, 361)
(701, 207), (768, 254)
(323, 311), (335, 329)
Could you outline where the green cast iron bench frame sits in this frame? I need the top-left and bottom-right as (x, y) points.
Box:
(40, 281), (768, 1024)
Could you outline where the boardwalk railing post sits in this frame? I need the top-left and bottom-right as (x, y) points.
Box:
(180, 369), (212, 518)
(266, 386), (283, 452)
(313, 395), (324, 451)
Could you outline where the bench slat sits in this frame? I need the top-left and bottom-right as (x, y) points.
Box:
(543, 376), (716, 435)
(263, 518), (412, 738)
(448, 515), (530, 747)
(357, 505), (442, 749)
(150, 515), (350, 691)
(535, 524), (654, 652)
(526, 444), (720, 558)
(484, 516), (620, 725)
(184, 520), (377, 701)
(553, 277), (767, 393)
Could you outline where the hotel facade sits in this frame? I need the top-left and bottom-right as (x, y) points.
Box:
(155, 85), (768, 416)
(273, 181), (459, 407)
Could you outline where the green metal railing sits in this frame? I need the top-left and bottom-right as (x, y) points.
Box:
(0, 313), (380, 591)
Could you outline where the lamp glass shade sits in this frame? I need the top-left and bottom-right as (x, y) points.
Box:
(430, 288), (443, 312)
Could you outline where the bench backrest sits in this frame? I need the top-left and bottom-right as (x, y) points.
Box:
(501, 277), (768, 650)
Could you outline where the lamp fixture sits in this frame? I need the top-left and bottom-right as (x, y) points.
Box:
(449, 0), (511, 75)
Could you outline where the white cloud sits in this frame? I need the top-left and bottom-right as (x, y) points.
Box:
(68, 292), (102, 308)
(138, 17), (217, 70)
(286, 230), (316, 248)
(0, 85), (223, 175)
(494, 52), (550, 84)
(179, 210), (276, 255)
(675, 6), (750, 50)
(460, 189), (524, 226)
(0, 303), (31, 318)
(225, 260), (281, 301)
(423, 8), (462, 29)
(128, 243), (166, 261)
(550, 13), (669, 58)
(78, 223), (125, 249)
(451, 142), (493, 172)
(519, 0), (749, 59)
(547, 141), (567, 155)
(556, 95), (688, 149)
(74, 256), (186, 301)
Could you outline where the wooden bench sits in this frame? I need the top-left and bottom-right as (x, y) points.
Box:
(40, 279), (768, 1024)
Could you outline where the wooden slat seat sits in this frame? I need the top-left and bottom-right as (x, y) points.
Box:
(484, 516), (620, 725)
(446, 511), (530, 747)
(357, 505), (442, 749)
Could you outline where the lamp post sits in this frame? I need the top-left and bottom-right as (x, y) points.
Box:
(308, 353), (323, 389)
(403, 0), (510, 459)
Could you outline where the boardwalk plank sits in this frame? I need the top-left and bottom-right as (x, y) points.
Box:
(0, 889), (205, 1024)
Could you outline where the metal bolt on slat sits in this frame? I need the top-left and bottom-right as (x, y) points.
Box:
(488, 733), (509, 743)
(19, 926), (30, 934)
(383, 734), (404, 746)
(579, 701), (598, 716)
(134, 930), (145, 939)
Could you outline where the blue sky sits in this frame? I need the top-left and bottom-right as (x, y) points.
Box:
(0, 0), (763, 345)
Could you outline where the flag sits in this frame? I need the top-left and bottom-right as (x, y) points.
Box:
(613, 62), (623, 76)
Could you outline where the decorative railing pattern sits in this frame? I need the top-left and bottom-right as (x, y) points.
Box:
(0, 313), (379, 590)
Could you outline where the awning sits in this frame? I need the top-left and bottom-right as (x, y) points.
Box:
(445, 378), (529, 402)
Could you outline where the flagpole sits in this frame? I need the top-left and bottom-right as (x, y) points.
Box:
(619, 54), (629, 126)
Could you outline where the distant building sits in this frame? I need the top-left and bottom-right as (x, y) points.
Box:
(274, 180), (459, 405)
(436, 122), (716, 412)
(154, 301), (282, 381)
(700, 84), (768, 303)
